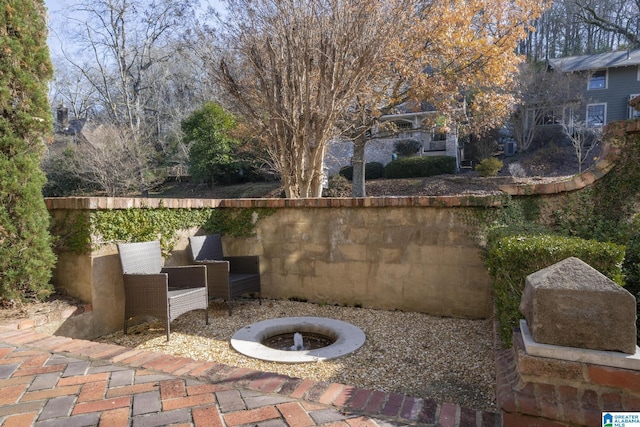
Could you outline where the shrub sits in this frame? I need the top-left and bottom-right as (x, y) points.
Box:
(338, 162), (385, 181)
(508, 162), (527, 177)
(365, 162), (385, 179)
(394, 139), (422, 156)
(323, 174), (351, 197)
(384, 156), (456, 178)
(485, 231), (625, 345)
(42, 146), (94, 196)
(338, 166), (352, 180)
(475, 157), (503, 176)
(0, 1), (56, 302)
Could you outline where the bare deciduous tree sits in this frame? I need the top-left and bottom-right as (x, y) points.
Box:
(72, 125), (161, 196)
(49, 58), (98, 121)
(523, 0), (639, 59)
(56, 0), (197, 132)
(562, 120), (601, 173)
(508, 63), (588, 152)
(576, 0), (640, 49)
(215, 0), (409, 198)
(50, 0), (204, 191)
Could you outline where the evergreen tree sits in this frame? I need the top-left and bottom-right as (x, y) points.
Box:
(183, 102), (239, 186)
(0, 0), (56, 301)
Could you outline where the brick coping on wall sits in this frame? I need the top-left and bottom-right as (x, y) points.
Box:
(44, 140), (620, 211)
(45, 193), (507, 210)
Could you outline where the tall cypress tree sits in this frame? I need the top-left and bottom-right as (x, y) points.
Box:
(0, 0), (56, 301)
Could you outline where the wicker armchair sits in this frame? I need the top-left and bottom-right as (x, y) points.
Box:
(117, 240), (209, 341)
(188, 234), (261, 315)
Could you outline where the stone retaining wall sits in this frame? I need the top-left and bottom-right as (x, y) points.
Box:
(46, 195), (501, 340)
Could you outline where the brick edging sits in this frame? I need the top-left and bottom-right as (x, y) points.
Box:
(0, 304), (91, 331)
(45, 193), (508, 209)
(497, 142), (619, 196)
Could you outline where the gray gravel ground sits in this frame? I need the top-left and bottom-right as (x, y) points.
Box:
(97, 298), (497, 411)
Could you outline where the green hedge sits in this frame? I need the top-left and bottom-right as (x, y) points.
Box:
(384, 156), (456, 178)
(338, 162), (385, 181)
(485, 230), (625, 346)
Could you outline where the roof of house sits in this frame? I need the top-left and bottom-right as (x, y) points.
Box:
(548, 48), (640, 72)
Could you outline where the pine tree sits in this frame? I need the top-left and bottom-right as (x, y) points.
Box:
(0, 0), (56, 301)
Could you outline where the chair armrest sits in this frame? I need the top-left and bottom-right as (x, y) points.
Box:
(224, 256), (260, 274)
(196, 260), (231, 287)
(162, 265), (207, 289)
(196, 260), (230, 270)
(195, 260), (229, 271)
(123, 273), (168, 296)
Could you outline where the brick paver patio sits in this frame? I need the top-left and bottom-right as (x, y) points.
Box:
(0, 326), (500, 427)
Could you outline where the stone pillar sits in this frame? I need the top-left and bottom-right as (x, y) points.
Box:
(520, 256), (636, 354)
(497, 257), (640, 427)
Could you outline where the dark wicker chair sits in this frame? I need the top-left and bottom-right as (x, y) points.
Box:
(188, 234), (261, 315)
(117, 240), (209, 341)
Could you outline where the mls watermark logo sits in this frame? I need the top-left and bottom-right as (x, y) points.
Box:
(603, 412), (640, 427)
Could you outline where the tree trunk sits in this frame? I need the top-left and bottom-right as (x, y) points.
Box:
(351, 137), (367, 197)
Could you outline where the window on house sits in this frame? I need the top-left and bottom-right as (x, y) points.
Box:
(588, 69), (607, 90)
(393, 121), (413, 131)
(630, 94), (640, 119)
(432, 128), (447, 141)
(586, 103), (606, 127)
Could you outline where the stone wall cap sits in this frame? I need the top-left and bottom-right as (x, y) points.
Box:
(520, 256), (637, 354)
(520, 320), (640, 371)
(525, 257), (623, 293)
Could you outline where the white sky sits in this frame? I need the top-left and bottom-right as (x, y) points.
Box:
(44, 0), (61, 12)
(44, 0), (223, 55)
(44, 0), (224, 15)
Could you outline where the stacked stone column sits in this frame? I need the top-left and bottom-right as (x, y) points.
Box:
(497, 257), (639, 426)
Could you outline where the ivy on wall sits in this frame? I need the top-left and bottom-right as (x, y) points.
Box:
(203, 208), (275, 238)
(51, 211), (92, 255)
(51, 206), (275, 255)
(91, 208), (212, 255)
(456, 194), (543, 246)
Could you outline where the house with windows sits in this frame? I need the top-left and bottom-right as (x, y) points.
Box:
(375, 100), (461, 162)
(548, 48), (640, 128)
(324, 100), (462, 176)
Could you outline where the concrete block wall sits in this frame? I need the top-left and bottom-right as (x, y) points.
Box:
(46, 195), (503, 340)
(239, 204), (491, 317)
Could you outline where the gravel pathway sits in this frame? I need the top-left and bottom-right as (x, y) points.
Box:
(97, 298), (497, 411)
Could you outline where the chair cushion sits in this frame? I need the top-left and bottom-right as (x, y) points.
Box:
(168, 288), (207, 297)
(229, 273), (259, 285)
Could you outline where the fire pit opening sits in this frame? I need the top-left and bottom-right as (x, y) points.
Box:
(231, 317), (366, 363)
(262, 331), (336, 351)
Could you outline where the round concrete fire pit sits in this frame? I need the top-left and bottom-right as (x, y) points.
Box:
(231, 317), (366, 363)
